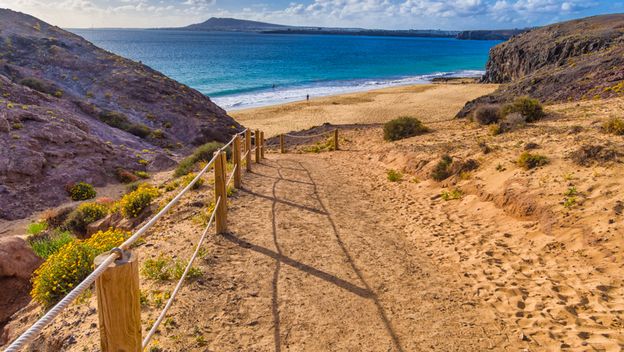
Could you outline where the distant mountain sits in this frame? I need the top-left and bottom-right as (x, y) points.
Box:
(182, 17), (290, 31)
(173, 17), (519, 40)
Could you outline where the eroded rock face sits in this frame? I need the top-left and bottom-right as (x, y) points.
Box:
(457, 14), (624, 117)
(0, 237), (42, 331)
(0, 9), (243, 219)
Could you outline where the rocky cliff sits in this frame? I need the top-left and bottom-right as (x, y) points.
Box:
(458, 14), (624, 117)
(0, 9), (241, 220)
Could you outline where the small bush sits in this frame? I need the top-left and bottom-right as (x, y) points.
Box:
(31, 229), (129, 307)
(63, 202), (108, 234)
(570, 144), (619, 166)
(517, 152), (548, 170)
(488, 124), (502, 136)
(524, 142), (539, 150)
(142, 256), (171, 281)
(603, 117), (624, 135)
(116, 168), (139, 183)
(28, 230), (75, 259)
(142, 256), (202, 282)
(386, 169), (402, 182)
(431, 155), (453, 181)
(134, 171), (150, 179)
(383, 116), (428, 141)
(441, 188), (463, 201)
(302, 136), (336, 153)
(501, 96), (545, 122)
(119, 183), (159, 218)
(473, 105), (501, 125)
(27, 221), (48, 236)
(20, 77), (56, 95)
(175, 141), (225, 177)
(127, 123), (151, 138)
(68, 182), (96, 201)
(182, 173), (204, 190)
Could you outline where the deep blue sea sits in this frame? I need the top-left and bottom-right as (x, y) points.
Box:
(71, 29), (498, 110)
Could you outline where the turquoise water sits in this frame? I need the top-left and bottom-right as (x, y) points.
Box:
(71, 29), (498, 110)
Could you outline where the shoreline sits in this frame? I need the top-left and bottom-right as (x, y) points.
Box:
(214, 72), (484, 112)
(230, 82), (498, 136)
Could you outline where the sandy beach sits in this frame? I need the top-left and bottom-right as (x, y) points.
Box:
(231, 83), (499, 136)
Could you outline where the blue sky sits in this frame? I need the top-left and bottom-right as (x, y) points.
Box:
(3, 0), (622, 30)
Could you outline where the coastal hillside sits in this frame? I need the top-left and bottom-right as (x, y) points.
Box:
(458, 14), (624, 117)
(0, 9), (240, 220)
(182, 17), (289, 31)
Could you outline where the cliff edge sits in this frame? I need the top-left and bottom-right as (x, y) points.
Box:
(458, 14), (624, 117)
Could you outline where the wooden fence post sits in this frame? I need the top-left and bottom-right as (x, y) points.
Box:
(95, 250), (141, 352)
(255, 129), (261, 163)
(245, 129), (252, 172)
(214, 151), (227, 234)
(280, 134), (285, 153)
(334, 129), (339, 151)
(233, 135), (241, 189)
(260, 131), (265, 159)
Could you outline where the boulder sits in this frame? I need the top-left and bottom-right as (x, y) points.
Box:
(0, 237), (42, 331)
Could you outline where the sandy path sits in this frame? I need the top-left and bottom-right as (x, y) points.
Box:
(201, 154), (520, 351)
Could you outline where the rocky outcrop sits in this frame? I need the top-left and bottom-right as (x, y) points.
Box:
(0, 9), (242, 220)
(458, 14), (624, 117)
(0, 237), (42, 332)
(456, 29), (528, 41)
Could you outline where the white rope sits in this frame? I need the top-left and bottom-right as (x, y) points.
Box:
(3, 133), (240, 351)
(3, 253), (118, 352)
(142, 197), (221, 349)
(226, 164), (237, 186)
(284, 132), (330, 139)
(242, 150), (250, 160)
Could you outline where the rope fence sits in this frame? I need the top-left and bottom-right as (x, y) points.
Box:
(3, 127), (266, 352)
(278, 129), (339, 153)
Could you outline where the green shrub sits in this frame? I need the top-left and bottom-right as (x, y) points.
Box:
(517, 152), (548, 170)
(31, 229), (129, 307)
(151, 129), (165, 139)
(386, 169), (402, 182)
(68, 182), (96, 201)
(182, 173), (204, 190)
(19, 77), (56, 95)
(473, 105), (501, 125)
(142, 256), (171, 281)
(501, 96), (545, 122)
(119, 183), (160, 218)
(98, 110), (131, 129)
(603, 117), (624, 135)
(28, 230), (75, 259)
(134, 171), (150, 179)
(383, 116), (428, 141)
(63, 202), (108, 234)
(127, 123), (151, 138)
(302, 136), (336, 153)
(431, 155), (453, 181)
(27, 221), (48, 235)
(441, 188), (463, 201)
(142, 256), (202, 282)
(97, 110), (151, 138)
(174, 141), (225, 177)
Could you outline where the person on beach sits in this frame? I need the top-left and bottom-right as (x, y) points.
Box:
(306, 94), (309, 101)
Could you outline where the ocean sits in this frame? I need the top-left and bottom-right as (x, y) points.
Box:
(71, 29), (499, 110)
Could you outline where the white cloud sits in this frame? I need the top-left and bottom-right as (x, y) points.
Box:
(0, 0), (605, 29)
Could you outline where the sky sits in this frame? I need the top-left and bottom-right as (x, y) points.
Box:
(2, 0), (622, 30)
